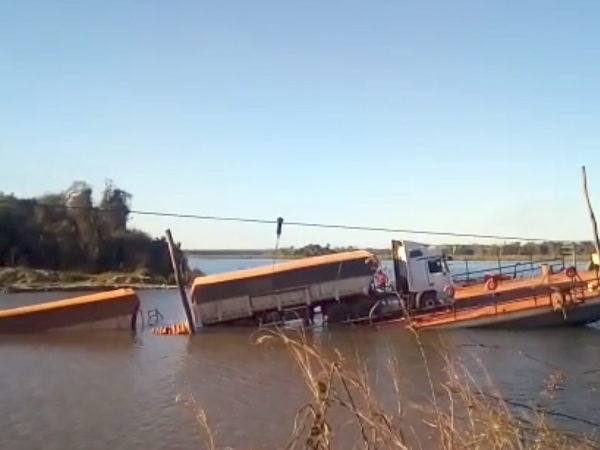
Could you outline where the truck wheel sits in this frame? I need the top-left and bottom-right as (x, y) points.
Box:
(419, 291), (438, 310)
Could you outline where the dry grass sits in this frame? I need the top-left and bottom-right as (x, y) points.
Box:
(180, 328), (598, 450)
(0, 266), (171, 291)
(0, 266), (208, 291)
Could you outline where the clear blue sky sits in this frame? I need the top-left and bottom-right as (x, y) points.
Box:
(2, 0), (600, 249)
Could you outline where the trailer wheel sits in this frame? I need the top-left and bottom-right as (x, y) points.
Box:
(348, 297), (378, 320)
(256, 311), (282, 326)
(323, 302), (349, 324)
(323, 297), (379, 324)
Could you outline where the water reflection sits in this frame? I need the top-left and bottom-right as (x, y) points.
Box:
(0, 326), (196, 450)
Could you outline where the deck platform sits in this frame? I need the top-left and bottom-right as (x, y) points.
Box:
(413, 270), (600, 329)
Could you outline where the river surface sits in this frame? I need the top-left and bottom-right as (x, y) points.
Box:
(1, 258), (600, 449)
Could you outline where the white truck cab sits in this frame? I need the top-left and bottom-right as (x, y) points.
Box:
(391, 240), (454, 310)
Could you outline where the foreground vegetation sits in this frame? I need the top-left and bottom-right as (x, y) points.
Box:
(182, 329), (597, 450)
(0, 181), (189, 290)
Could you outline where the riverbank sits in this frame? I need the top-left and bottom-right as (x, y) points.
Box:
(187, 251), (579, 262)
(0, 267), (179, 293)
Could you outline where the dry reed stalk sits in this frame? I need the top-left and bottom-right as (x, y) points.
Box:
(181, 327), (597, 450)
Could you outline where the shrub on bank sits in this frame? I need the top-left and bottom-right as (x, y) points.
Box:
(0, 181), (186, 280)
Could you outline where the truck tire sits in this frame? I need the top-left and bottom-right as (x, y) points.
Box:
(419, 291), (438, 310)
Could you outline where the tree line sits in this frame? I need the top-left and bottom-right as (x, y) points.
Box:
(442, 242), (596, 259)
(275, 242), (595, 259)
(0, 181), (187, 281)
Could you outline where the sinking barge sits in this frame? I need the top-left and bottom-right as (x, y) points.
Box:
(0, 289), (140, 333)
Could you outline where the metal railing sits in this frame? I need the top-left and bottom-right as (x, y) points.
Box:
(451, 257), (567, 285)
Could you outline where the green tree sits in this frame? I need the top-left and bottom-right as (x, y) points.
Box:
(0, 182), (180, 281)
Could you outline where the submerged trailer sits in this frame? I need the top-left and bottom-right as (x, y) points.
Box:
(189, 250), (379, 326)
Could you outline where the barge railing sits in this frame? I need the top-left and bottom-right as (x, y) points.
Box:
(451, 257), (567, 286)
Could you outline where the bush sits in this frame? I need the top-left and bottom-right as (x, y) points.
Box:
(0, 180), (185, 279)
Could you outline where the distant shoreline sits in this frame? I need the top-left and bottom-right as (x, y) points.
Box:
(1, 252), (587, 295)
(1, 284), (178, 294)
(0, 267), (179, 294)
(186, 252), (581, 262)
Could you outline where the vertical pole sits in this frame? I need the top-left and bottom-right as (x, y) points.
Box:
(165, 229), (195, 334)
(497, 246), (502, 276)
(530, 249), (534, 278)
(582, 166), (600, 280)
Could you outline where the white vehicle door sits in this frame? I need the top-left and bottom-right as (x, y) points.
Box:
(405, 255), (430, 293)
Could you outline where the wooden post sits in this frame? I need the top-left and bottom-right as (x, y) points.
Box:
(582, 166), (600, 273)
(497, 246), (502, 276)
(165, 229), (195, 333)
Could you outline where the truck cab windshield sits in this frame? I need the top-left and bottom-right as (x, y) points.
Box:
(427, 258), (444, 274)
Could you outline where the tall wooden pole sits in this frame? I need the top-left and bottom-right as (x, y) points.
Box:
(165, 229), (195, 333)
(582, 166), (600, 270)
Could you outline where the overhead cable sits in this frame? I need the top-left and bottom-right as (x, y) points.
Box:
(0, 200), (565, 242)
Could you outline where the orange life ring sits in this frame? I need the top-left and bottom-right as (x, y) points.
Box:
(565, 266), (577, 279)
(485, 277), (498, 291)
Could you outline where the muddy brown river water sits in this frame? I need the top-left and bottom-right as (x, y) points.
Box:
(1, 259), (600, 449)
